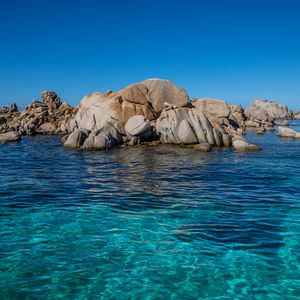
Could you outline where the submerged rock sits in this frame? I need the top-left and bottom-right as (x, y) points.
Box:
(193, 143), (212, 152)
(278, 127), (300, 138)
(0, 131), (21, 142)
(274, 120), (289, 127)
(232, 137), (262, 152)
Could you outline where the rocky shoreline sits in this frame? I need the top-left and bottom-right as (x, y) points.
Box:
(1, 78), (300, 151)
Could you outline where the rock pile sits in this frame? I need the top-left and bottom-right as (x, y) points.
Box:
(0, 92), (74, 135)
(62, 79), (261, 152)
(244, 99), (292, 129)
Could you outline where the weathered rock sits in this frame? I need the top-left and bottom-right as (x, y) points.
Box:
(0, 131), (21, 142)
(256, 129), (265, 135)
(232, 137), (262, 152)
(274, 120), (289, 126)
(245, 100), (291, 122)
(41, 91), (62, 109)
(177, 119), (198, 144)
(222, 134), (232, 147)
(61, 134), (69, 144)
(278, 127), (300, 138)
(294, 114), (300, 120)
(0, 92), (74, 135)
(73, 79), (189, 133)
(192, 98), (231, 118)
(10, 103), (18, 113)
(82, 123), (122, 150)
(193, 143), (212, 152)
(192, 98), (237, 136)
(157, 107), (212, 145)
(36, 122), (57, 134)
(245, 120), (261, 128)
(125, 115), (152, 137)
(64, 129), (90, 148)
(230, 105), (245, 127)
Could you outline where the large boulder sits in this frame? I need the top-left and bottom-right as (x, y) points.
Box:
(72, 79), (189, 133)
(63, 129), (90, 148)
(245, 100), (291, 122)
(82, 123), (122, 150)
(232, 137), (262, 152)
(0, 131), (21, 142)
(278, 127), (300, 138)
(192, 98), (231, 118)
(294, 112), (300, 120)
(125, 115), (152, 137)
(193, 143), (212, 152)
(191, 98), (240, 136)
(156, 106), (238, 146)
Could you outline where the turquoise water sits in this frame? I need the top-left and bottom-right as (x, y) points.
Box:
(1, 123), (300, 299)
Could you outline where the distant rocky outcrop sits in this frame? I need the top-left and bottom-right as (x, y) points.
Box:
(0, 92), (74, 135)
(294, 111), (300, 120)
(226, 99), (295, 134)
(245, 99), (292, 124)
(0, 103), (18, 114)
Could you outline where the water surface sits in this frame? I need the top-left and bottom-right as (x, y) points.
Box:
(1, 123), (300, 299)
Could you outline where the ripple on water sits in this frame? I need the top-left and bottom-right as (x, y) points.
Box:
(0, 126), (300, 299)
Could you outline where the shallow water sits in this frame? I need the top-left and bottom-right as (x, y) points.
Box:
(1, 123), (300, 299)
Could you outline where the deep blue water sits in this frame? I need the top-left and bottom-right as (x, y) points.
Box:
(1, 123), (300, 299)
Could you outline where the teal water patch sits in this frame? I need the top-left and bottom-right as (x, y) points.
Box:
(0, 125), (300, 299)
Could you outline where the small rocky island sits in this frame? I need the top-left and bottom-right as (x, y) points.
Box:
(1, 79), (300, 151)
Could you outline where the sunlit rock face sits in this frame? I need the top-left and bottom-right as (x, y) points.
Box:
(245, 99), (292, 122)
(72, 79), (189, 133)
(156, 106), (237, 146)
(0, 92), (74, 135)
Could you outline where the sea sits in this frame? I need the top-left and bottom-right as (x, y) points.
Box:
(0, 121), (300, 299)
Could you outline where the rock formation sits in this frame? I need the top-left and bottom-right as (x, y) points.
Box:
(294, 111), (300, 120)
(245, 99), (292, 125)
(232, 137), (262, 152)
(62, 79), (261, 152)
(0, 92), (74, 135)
(0, 131), (21, 142)
(7, 78), (298, 151)
(71, 78), (189, 134)
(278, 127), (300, 138)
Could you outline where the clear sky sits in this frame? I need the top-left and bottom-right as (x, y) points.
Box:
(0, 0), (300, 110)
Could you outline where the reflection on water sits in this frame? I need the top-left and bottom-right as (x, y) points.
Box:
(0, 124), (300, 299)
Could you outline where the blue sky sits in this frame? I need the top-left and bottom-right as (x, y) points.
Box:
(0, 0), (300, 110)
